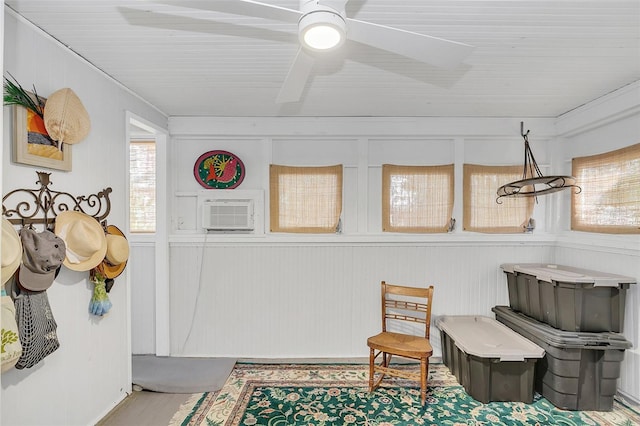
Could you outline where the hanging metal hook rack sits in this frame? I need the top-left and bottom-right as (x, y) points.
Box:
(2, 171), (112, 228)
(496, 122), (581, 203)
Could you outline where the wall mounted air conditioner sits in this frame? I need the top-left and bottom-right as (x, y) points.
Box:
(202, 199), (254, 231)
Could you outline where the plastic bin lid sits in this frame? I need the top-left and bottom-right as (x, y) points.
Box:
(500, 263), (636, 287)
(501, 263), (517, 273)
(492, 306), (633, 350)
(435, 315), (544, 361)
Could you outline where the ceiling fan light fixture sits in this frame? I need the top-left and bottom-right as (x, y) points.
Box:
(299, 10), (346, 51)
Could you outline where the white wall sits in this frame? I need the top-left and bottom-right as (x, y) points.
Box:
(158, 117), (559, 362)
(169, 117), (555, 236)
(1, 10), (168, 426)
(554, 82), (640, 402)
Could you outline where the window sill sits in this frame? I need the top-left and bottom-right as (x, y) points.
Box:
(168, 232), (557, 246)
(556, 231), (640, 253)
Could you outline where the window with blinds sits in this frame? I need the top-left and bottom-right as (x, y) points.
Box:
(463, 164), (534, 233)
(572, 143), (640, 234)
(269, 164), (343, 233)
(129, 140), (156, 233)
(382, 164), (454, 233)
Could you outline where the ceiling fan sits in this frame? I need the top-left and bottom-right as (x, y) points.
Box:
(146, 0), (474, 103)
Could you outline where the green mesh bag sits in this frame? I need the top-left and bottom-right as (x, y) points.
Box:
(9, 278), (59, 369)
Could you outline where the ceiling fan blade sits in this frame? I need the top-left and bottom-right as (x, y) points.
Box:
(276, 49), (315, 104)
(345, 40), (471, 89)
(150, 0), (301, 23)
(346, 18), (474, 69)
(120, 7), (296, 43)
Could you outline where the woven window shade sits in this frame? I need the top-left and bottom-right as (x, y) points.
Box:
(129, 141), (156, 233)
(270, 164), (343, 233)
(382, 164), (454, 233)
(572, 143), (640, 234)
(463, 164), (534, 233)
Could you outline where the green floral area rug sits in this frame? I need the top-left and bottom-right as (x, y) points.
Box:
(169, 363), (640, 426)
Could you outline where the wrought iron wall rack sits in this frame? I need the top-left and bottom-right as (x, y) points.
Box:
(2, 171), (112, 227)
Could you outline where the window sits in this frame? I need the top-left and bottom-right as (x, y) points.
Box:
(269, 164), (343, 233)
(572, 143), (640, 234)
(463, 164), (534, 233)
(382, 164), (454, 233)
(129, 140), (156, 233)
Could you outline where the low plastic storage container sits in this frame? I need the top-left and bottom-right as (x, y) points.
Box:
(493, 305), (632, 411)
(501, 263), (636, 333)
(436, 315), (544, 404)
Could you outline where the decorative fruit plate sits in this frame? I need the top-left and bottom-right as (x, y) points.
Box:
(193, 150), (245, 189)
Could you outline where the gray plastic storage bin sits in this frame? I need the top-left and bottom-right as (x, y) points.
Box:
(436, 315), (544, 404)
(493, 305), (631, 411)
(501, 263), (636, 332)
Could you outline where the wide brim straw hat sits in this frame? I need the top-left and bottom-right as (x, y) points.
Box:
(101, 225), (129, 279)
(44, 88), (90, 145)
(1, 218), (22, 285)
(54, 211), (107, 272)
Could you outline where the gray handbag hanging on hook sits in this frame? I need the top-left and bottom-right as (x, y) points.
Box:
(8, 275), (60, 370)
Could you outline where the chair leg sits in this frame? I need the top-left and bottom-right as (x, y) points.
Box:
(420, 357), (428, 406)
(369, 348), (375, 392)
(369, 349), (388, 392)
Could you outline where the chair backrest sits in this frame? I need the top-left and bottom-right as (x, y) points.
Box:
(380, 281), (434, 339)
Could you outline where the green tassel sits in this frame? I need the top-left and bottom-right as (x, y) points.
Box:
(3, 73), (45, 119)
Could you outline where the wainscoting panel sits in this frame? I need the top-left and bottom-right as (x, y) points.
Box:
(168, 243), (552, 358)
(130, 244), (156, 354)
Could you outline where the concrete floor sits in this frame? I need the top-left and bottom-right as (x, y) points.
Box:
(96, 390), (192, 426)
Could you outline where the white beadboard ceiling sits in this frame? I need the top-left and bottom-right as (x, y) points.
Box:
(4, 0), (640, 118)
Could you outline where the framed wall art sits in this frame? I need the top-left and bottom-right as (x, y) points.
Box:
(12, 104), (72, 171)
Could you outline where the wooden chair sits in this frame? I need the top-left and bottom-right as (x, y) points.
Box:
(367, 281), (434, 406)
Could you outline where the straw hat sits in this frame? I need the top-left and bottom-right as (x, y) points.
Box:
(54, 211), (107, 272)
(44, 88), (90, 145)
(101, 225), (129, 279)
(1, 218), (22, 285)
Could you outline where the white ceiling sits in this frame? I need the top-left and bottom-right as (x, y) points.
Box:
(5, 0), (640, 118)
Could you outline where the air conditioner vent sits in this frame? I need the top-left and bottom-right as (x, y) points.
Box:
(202, 199), (254, 231)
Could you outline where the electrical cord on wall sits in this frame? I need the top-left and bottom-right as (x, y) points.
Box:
(180, 230), (210, 354)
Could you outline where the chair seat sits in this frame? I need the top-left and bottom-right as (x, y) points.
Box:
(367, 331), (433, 359)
